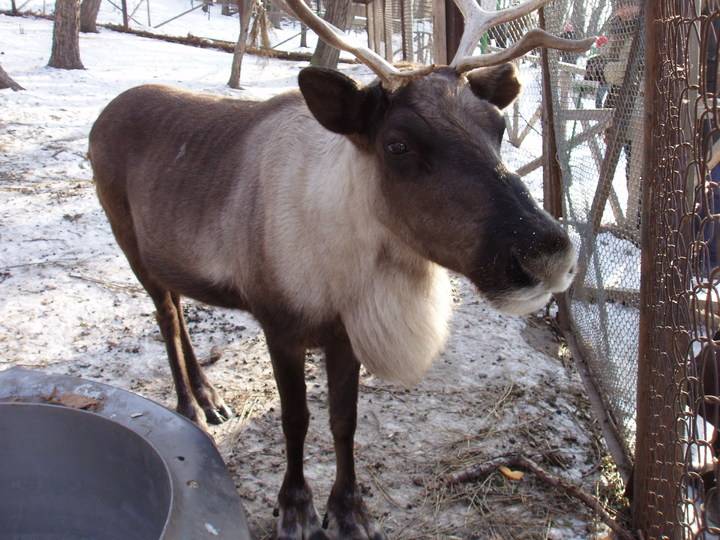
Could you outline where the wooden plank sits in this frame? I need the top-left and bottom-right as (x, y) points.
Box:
(517, 119), (609, 178)
(539, 7), (562, 220)
(581, 120), (625, 224)
(516, 156), (542, 177)
(505, 100), (521, 146)
(431, 0), (446, 64)
(513, 104), (542, 148)
(383, 0), (393, 61)
(401, 0), (413, 62)
(443, 0), (463, 64)
(559, 109), (614, 122)
(373, 0), (384, 56)
(366, 2), (375, 50)
(574, 285), (641, 309)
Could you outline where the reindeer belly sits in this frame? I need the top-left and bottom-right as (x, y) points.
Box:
(130, 202), (252, 310)
(141, 249), (250, 309)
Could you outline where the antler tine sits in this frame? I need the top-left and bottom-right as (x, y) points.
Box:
(454, 29), (595, 73)
(449, 0), (594, 71)
(280, 0), (434, 91)
(450, 0), (551, 66)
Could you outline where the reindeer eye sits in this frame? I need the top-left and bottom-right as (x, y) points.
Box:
(386, 142), (408, 155)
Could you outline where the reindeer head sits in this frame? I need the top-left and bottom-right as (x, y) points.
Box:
(285, 0), (590, 315)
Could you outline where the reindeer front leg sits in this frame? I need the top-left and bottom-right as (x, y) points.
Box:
(324, 332), (386, 540)
(267, 333), (326, 540)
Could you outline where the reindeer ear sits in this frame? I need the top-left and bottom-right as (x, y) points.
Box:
(466, 63), (521, 110)
(299, 67), (381, 135)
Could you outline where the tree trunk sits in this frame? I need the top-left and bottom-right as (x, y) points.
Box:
(80, 0), (101, 32)
(10, 0), (18, 15)
(0, 64), (24, 91)
(299, 0), (312, 47)
(227, 0), (253, 88)
(310, 0), (352, 69)
(48, 0), (84, 69)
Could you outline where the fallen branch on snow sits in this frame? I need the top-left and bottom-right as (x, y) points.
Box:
(443, 454), (634, 540)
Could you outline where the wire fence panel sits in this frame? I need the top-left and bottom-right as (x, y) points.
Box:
(540, 0), (644, 462)
(637, 1), (720, 537)
(474, 2), (546, 208)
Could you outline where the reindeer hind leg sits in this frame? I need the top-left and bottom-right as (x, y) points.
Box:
(96, 186), (207, 428)
(172, 293), (233, 424)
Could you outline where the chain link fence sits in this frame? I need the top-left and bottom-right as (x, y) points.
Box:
(483, 2), (545, 200)
(635, 1), (720, 537)
(535, 0), (645, 464)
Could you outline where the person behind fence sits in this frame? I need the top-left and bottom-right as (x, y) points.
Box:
(699, 13), (720, 277)
(584, 35), (609, 108)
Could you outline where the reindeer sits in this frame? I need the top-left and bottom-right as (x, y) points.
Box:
(89, 0), (590, 537)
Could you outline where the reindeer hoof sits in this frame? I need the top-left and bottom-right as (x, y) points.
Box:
(276, 484), (326, 540)
(176, 399), (209, 431)
(203, 407), (226, 425)
(192, 386), (233, 425)
(202, 401), (233, 424)
(325, 488), (386, 540)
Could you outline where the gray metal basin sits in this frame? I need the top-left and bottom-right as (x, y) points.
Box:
(0, 403), (172, 540)
(0, 368), (252, 540)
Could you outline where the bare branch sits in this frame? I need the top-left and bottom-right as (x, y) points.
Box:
(444, 454), (634, 540)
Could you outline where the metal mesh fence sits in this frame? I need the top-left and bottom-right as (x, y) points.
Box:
(539, 0), (645, 461)
(636, 1), (720, 537)
(483, 2), (545, 198)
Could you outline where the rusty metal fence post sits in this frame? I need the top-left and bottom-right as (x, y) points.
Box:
(633, 0), (659, 532)
(631, 1), (720, 537)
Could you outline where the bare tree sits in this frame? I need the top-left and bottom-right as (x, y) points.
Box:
(228, 0), (253, 88)
(80, 0), (102, 32)
(300, 22), (308, 47)
(0, 64), (24, 91)
(48, 0), (84, 69)
(299, 0), (313, 47)
(309, 0), (352, 69)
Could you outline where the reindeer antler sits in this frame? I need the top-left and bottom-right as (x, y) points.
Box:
(450, 0), (595, 72)
(281, 0), (433, 91)
(282, 0), (593, 90)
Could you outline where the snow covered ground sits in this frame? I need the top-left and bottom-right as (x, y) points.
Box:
(10, 0), (372, 57)
(0, 14), (615, 539)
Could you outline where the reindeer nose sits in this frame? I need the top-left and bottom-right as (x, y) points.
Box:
(521, 218), (570, 260)
(511, 214), (576, 290)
